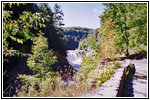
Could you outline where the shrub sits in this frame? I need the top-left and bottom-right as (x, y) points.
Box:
(26, 33), (57, 79)
(17, 33), (58, 96)
(96, 61), (121, 87)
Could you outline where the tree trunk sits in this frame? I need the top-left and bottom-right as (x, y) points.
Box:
(124, 12), (129, 56)
(125, 42), (129, 56)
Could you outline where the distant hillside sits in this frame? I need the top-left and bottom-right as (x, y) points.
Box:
(63, 27), (93, 50)
(78, 28), (100, 50)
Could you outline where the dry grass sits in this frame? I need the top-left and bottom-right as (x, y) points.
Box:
(16, 76), (92, 97)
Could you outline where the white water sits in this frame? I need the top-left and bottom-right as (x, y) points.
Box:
(66, 50), (83, 71)
(66, 50), (92, 71)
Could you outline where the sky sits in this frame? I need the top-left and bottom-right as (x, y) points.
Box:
(48, 3), (106, 29)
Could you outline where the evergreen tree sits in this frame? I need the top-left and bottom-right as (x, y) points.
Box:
(18, 33), (58, 95)
(27, 33), (57, 79)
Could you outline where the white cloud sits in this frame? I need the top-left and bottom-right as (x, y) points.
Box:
(93, 8), (98, 13)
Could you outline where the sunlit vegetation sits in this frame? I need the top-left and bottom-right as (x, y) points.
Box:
(3, 3), (67, 97)
(79, 3), (147, 57)
(16, 52), (121, 97)
(77, 2), (147, 96)
(3, 3), (147, 97)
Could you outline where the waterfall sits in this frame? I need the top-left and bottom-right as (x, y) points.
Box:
(66, 50), (84, 71)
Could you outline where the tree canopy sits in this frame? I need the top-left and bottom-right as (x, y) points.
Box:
(100, 3), (147, 56)
(80, 3), (147, 57)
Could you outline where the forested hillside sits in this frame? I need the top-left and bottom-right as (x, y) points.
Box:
(63, 27), (93, 50)
(78, 28), (99, 50)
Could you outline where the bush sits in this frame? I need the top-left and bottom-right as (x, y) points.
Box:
(26, 33), (57, 79)
(17, 34), (58, 96)
(96, 61), (121, 87)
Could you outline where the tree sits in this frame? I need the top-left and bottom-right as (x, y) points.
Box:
(27, 33), (57, 79)
(17, 33), (58, 95)
(3, 3), (67, 96)
(3, 3), (47, 58)
(39, 3), (67, 55)
(101, 3), (147, 56)
(53, 4), (64, 27)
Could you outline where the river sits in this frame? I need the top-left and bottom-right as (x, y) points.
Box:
(66, 50), (91, 71)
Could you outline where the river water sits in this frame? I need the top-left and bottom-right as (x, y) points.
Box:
(66, 50), (82, 71)
(66, 50), (91, 71)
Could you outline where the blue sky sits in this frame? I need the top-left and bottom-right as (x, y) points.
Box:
(48, 3), (106, 29)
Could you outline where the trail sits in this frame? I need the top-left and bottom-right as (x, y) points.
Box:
(66, 50), (147, 97)
(81, 59), (147, 97)
(122, 59), (147, 97)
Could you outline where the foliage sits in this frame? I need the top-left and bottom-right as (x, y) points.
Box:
(75, 52), (121, 92)
(84, 34), (97, 50)
(17, 34), (58, 96)
(129, 44), (147, 55)
(17, 75), (63, 97)
(98, 18), (121, 59)
(78, 28), (100, 51)
(41, 3), (67, 55)
(3, 3), (67, 97)
(96, 61), (121, 87)
(79, 52), (101, 83)
(3, 3), (49, 59)
(100, 3), (147, 56)
(3, 3), (67, 58)
(78, 39), (89, 50)
(16, 75), (90, 97)
(27, 34), (57, 79)
(63, 27), (93, 50)
(53, 4), (64, 27)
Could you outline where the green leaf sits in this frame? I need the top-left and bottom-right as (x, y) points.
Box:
(17, 39), (23, 44)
